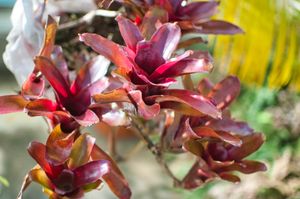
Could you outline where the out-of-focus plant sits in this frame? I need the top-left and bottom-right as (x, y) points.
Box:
(270, 91), (300, 137)
(206, 150), (300, 199)
(2, 0), (99, 85)
(211, 0), (300, 92)
(0, 176), (9, 188)
(0, 0), (267, 198)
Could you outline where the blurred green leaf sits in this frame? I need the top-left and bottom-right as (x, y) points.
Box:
(0, 176), (9, 187)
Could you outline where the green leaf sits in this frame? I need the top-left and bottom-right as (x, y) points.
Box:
(0, 176), (9, 187)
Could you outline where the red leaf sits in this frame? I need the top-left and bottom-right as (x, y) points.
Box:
(78, 78), (109, 98)
(91, 145), (131, 199)
(27, 142), (52, 174)
(21, 73), (45, 99)
(21, 16), (57, 99)
(79, 33), (133, 74)
(46, 125), (75, 166)
(184, 119), (242, 146)
(102, 169), (132, 199)
(149, 50), (191, 79)
(219, 173), (240, 183)
(0, 95), (28, 114)
(25, 99), (58, 117)
(91, 145), (124, 177)
(228, 133), (265, 161)
(182, 160), (217, 189)
(73, 109), (99, 127)
(52, 46), (69, 83)
(71, 55), (110, 94)
(128, 90), (160, 120)
(34, 56), (71, 99)
(150, 51), (212, 79)
(116, 15), (143, 52)
(153, 89), (221, 119)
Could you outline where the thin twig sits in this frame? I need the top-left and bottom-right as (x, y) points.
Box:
(108, 128), (117, 158)
(58, 9), (119, 30)
(107, 128), (124, 162)
(131, 117), (182, 187)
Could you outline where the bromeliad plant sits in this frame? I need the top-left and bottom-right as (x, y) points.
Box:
(1, 0), (266, 198)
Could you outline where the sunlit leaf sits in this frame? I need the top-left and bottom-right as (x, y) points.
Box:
(68, 134), (96, 169)
(0, 95), (28, 114)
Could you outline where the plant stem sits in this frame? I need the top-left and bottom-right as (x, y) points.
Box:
(131, 117), (182, 187)
(58, 9), (118, 30)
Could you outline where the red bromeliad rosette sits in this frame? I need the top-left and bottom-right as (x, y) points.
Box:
(100, 0), (243, 39)
(162, 76), (266, 189)
(0, 16), (127, 131)
(0, 0), (267, 198)
(18, 125), (131, 199)
(80, 15), (221, 120)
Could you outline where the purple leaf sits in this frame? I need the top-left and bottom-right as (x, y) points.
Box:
(134, 41), (166, 74)
(217, 160), (267, 174)
(74, 160), (110, 187)
(195, 20), (244, 35)
(149, 22), (181, 60)
(206, 118), (254, 136)
(184, 119), (242, 146)
(178, 1), (219, 21)
(208, 76), (241, 110)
